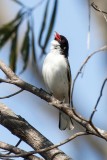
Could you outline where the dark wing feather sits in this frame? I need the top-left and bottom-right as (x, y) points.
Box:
(66, 59), (71, 104)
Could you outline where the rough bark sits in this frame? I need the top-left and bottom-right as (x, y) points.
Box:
(0, 102), (71, 160)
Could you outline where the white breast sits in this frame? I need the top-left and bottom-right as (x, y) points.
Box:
(42, 50), (70, 102)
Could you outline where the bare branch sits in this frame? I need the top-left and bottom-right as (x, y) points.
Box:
(91, 2), (107, 15)
(1, 57), (107, 142)
(0, 78), (13, 84)
(71, 45), (107, 109)
(0, 102), (71, 160)
(0, 89), (23, 99)
(7, 139), (22, 155)
(12, 139), (22, 148)
(89, 78), (107, 121)
(0, 132), (87, 158)
(91, 2), (107, 22)
(0, 60), (55, 103)
(0, 61), (18, 80)
(0, 141), (44, 160)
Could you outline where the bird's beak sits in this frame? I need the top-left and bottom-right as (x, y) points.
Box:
(54, 32), (61, 41)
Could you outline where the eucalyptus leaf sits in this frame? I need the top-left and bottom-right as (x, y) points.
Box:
(11, 0), (25, 7)
(21, 21), (30, 73)
(0, 18), (22, 48)
(38, 0), (49, 48)
(31, 25), (36, 62)
(42, 0), (58, 54)
(9, 32), (18, 72)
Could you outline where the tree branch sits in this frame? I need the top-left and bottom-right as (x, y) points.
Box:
(91, 2), (107, 15)
(91, 2), (107, 22)
(71, 45), (107, 109)
(0, 141), (44, 160)
(0, 89), (23, 99)
(89, 78), (107, 121)
(0, 131), (87, 158)
(6, 138), (22, 155)
(0, 46), (107, 144)
(0, 102), (71, 160)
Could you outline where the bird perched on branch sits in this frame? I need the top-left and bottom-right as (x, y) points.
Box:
(42, 32), (74, 130)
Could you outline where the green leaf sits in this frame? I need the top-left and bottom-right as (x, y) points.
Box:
(38, 0), (50, 48)
(42, 0), (58, 54)
(31, 25), (36, 62)
(0, 9), (23, 48)
(21, 20), (30, 73)
(0, 18), (22, 48)
(9, 32), (18, 72)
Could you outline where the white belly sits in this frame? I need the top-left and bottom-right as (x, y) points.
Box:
(42, 51), (70, 102)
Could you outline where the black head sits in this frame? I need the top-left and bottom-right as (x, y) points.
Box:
(54, 32), (69, 58)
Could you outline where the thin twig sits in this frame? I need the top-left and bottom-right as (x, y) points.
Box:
(0, 132), (87, 158)
(14, 139), (22, 147)
(91, 2), (107, 22)
(71, 45), (107, 109)
(0, 89), (23, 99)
(6, 139), (22, 155)
(0, 78), (13, 84)
(91, 2), (107, 15)
(89, 78), (107, 121)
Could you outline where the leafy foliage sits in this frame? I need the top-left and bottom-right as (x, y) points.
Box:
(9, 32), (18, 72)
(0, 0), (58, 73)
(21, 20), (30, 73)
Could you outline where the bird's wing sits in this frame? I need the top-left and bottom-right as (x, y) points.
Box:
(66, 59), (72, 104)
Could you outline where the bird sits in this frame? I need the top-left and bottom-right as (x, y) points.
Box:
(42, 32), (74, 130)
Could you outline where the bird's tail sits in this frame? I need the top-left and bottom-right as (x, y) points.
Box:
(59, 111), (74, 130)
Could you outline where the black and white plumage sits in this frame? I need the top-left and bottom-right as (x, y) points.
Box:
(42, 32), (74, 130)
